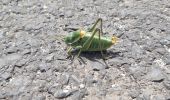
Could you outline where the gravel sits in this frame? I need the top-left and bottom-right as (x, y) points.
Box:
(0, 0), (170, 99)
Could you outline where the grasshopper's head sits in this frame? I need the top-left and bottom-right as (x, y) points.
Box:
(64, 30), (85, 45)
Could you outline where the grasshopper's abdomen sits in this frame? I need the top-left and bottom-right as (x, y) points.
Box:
(81, 33), (113, 51)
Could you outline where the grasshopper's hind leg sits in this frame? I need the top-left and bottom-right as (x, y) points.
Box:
(88, 18), (106, 58)
(89, 18), (103, 34)
(96, 27), (107, 61)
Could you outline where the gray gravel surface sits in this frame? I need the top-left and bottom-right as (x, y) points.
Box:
(0, 0), (170, 100)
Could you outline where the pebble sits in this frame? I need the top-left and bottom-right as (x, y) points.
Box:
(4, 53), (22, 63)
(0, 72), (11, 80)
(45, 53), (54, 62)
(0, 53), (22, 68)
(128, 89), (141, 99)
(163, 79), (170, 90)
(47, 84), (62, 95)
(145, 67), (165, 82)
(69, 75), (80, 85)
(79, 84), (85, 89)
(58, 74), (70, 85)
(84, 75), (96, 87)
(54, 89), (71, 99)
(160, 35), (170, 46)
(0, 58), (6, 68)
(70, 89), (87, 100)
(152, 94), (165, 100)
(90, 61), (107, 71)
(165, 95), (170, 100)
(0, 30), (4, 39)
(38, 62), (50, 72)
(22, 49), (31, 55)
(163, 54), (170, 65)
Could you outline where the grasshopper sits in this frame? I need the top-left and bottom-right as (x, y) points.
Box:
(64, 18), (118, 58)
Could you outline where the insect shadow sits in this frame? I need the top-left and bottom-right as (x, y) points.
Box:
(68, 49), (121, 66)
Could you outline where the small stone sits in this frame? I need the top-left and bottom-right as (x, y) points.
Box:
(0, 30), (4, 39)
(34, 95), (46, 100)
(142, 93), (150, 100)
(153, 48), (166, 55)
(152, 94), (165, 100)
(65, 10), (74, 18)
(69, 75), (80, 85)
(5, 53), (22, 63)
(54, 89), (71, 99)
(15, 58), (28, 67)
(108, 58), (125, 67)
(71, 89), (87, 100)
(38, 62), (50, 72)
(160, 35), (170, 46)
(0, 58), (6, 68)
(111, 84), (122, 91)
(84, 75), (96, 87)
(163, 54), (170, 65)
(22, 49), (31, 55)
(142, 88), (152, 99)
(79, 84), (85, 89)
(58, 74), (70, 85)
(26, 64), (38, 72)
(47, 84), (62, 95)
(136, 94), (150, 100)
(0, 92), (5, 99)
(45, 54), (54, 62)
(163, 80), (170, 90)
(145, 67), (165, 82)
(105, 94), (120, 100)
(0, 54), (22, 67)
(129, 89), (141, 99)
(91, 61), (107, 71)
(97, 89), (107, 97)
(0, 72), (11, 80)
(128, 64), (146, 79)
(9, 76), (31, 90)
(6, 47), (18, 54)
(165, 95), (170, 100)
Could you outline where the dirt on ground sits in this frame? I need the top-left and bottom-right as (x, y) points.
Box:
(0, 0), (170, 100)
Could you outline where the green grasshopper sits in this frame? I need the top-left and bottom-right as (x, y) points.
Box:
(64, 18), (118, 58)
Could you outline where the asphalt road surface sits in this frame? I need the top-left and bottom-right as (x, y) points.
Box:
(0, 0), (170, 100)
